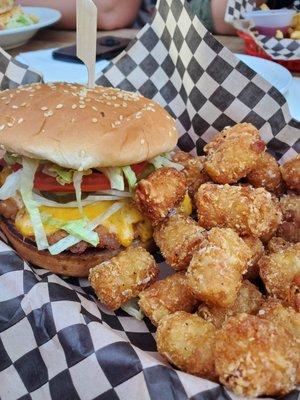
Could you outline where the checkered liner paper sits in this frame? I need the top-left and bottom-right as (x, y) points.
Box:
(225, 0), (300, 60)
(0, 0), (299, 399)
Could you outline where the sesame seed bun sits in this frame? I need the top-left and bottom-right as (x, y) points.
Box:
(0, 83), (178, 170)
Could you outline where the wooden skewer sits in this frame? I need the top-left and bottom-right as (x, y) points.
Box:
(76, 0), (97, 89)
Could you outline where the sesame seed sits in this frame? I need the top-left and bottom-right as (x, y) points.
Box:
(0, 125), (5, 131)
(7, 123), (13, 127)
(41, 106), (48, 111)
(56, 104), (63, 109)
(92, 106), (98, 111)
(72, 104), (77, 109)
(44, 110), (53, 117)
(12, 105), (18, 109)
(141, 139), (145, 144)
(79, 104), (86, 109)
(5, 101), (10, 105)
(18, 118), (24, 124)
(71, 118), (75, 123)
(20, 102), (26, 107)
(92, 118), (98, 123)
(1, 97), (6, 100)
(119, 115), (124, 120)
(0, 144), (5, 148)
(29, 94), (34, 97)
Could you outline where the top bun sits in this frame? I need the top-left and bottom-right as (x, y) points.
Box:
(0, 83), (178, 170)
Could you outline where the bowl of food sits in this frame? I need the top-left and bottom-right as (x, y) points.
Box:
(244, 9), (296, 36)
(0, 1), (61, 49)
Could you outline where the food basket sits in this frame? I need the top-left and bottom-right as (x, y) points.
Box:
(0, 0), (299, 399)
(237, 30), (300, 72)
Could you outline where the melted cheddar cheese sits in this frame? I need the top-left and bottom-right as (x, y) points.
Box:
(15, 194), (192, 247)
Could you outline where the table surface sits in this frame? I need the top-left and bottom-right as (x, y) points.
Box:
(7, 28), (299, 77)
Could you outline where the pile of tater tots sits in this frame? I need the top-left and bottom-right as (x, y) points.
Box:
(89, 123), (300, 398)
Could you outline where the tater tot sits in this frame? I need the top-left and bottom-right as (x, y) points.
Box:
(203, 123), (265, 184)
(153, 213), (205, 271)
(215, 314), (299, 397)
(196, 183), (282, 239)
(267, 236), (291, 253)
(186, 228), (251, 307)
(134, 167), (187, 225)
(277, 194), (300, 243)
(280, 155), (300, 193)
(259, 243), (300, 311)
(258, 298), (300, 345)
(246, 152), (283, 194)
(242, 235), (265, 280)
(156, 311), (216, 380)
(138, 273), (197, 326)
(258, 298), (300, 382)
(89, 246), (159, 310)
(198, 280), (262, 328)
(172, 151), (210, 198)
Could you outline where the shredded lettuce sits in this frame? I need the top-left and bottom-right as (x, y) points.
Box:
(121, 298), (144, 320)
(100, 167), (124, 191)
(0, 169), (22, 200)
(73, 171), (84, 215)
(33, 193), (129, 207)
(62, 219), (99, 246)
(4, 152), (22, 166)
(149, 155), (184, 171)
(6, 13), (36, 29)
(48, 202), (123, 255)
(122, 166), (137, 190)
(20, 158), (48, 250)
(44, 165), (74, 185)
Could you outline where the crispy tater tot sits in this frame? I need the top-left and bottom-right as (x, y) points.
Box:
(156, 311), (216, 380)
(153, 213), (205, 271)
(246, 152), (283, 194)
(134, 167), (187, 225)
(172, 151), (210, 198)
(267, 236), (291, 253)
(203, 123), (265, 184)
(280, 155), (300, 193)
(277, 194), (300, 243)
(186, 228), (251, 307)
(258, 298), (300, 382)
(138, 273), (197, 326)
(215, 314), (299, 397)
(258, 298), (300, 345)
(242, 235), (265, 280)
(259, 243), (300, 311)
(196, 183), (282, 239)
(198, 280), (262, 328)
(89, 246), (159, 310)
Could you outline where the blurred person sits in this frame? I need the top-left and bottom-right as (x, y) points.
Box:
(19, 0), (142, 30)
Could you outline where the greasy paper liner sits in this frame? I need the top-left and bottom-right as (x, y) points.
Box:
(225, 0), (300, 60)
(0, 1), (299, 399)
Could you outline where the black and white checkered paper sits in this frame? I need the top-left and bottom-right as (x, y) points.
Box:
(0, 0), (299, 399)
(225, 0), (300, 60)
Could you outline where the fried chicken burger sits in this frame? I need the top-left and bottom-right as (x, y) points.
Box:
(0, 82), (186, 276)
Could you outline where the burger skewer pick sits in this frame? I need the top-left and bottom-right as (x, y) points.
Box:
(76, 0), (97, 89)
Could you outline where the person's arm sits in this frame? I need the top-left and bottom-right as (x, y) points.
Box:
(211, 0), (266, 35)
(19, 0), (142, 30)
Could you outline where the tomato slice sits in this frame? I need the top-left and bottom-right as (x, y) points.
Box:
(7, 161), (148, 192)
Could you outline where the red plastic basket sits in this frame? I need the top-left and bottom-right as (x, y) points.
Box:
(237, 30), (300, 72)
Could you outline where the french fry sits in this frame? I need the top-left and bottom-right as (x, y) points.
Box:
(260, 3), (269, 10)
(291, 30), (300, 40)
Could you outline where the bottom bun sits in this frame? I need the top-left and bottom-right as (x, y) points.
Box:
(0, 220), (154, 277)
